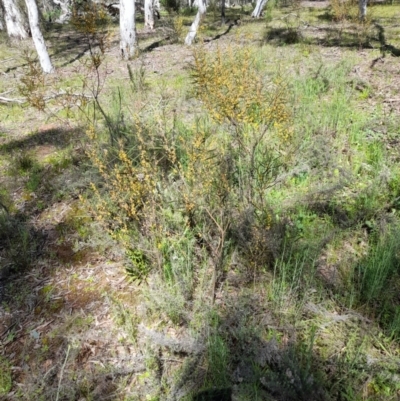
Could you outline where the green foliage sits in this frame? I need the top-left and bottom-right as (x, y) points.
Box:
(14, 151), (35, 172)
(0, 357), (12, 396)
(357, 230), (399, 305)
(204, 331), (230, 388)
(171, 15), (185, 43)
(160, 0), (181, 13)
(18, 51), (46, 111)
(71, 0), (110, 47)
(0, 213), (40, 273)
(191, 45), (290, 132)
(109, 295), (138, 341)
(125, 249), (151, 282)
(128, 63), (148, 93)
(261, 336), (325, 401)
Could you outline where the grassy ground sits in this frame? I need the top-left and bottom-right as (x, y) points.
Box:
(1, 1), (400, 400)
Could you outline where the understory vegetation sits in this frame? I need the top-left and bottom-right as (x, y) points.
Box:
(1, 0), (400, 400)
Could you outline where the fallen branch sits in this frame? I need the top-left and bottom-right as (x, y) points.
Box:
(55, 344), (71, 401)
(0, 91), (92, 105)
(384, 98), (400, 103)
(0, 96), (24, 104)
(43, 90), (93, 101)
(0, 57), (15, 64)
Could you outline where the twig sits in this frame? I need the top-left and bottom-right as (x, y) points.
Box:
(0, 57), (15, 64)
(55, 344), (71, 401)
(0, 322), (17, 341)
(43, 91), (93, 101)
(0, 96), (24, 104)
(0, 91), (92, 105)
(384, 98), (400, 103)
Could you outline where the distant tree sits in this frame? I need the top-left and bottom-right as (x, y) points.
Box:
(25, 0), (54, 73)
(0, 2), (4, 30)
(144, 0), (155, 29)
(1, 0), (29, 38)
(120, 0), (137, 58)
(185, 0), (206, 45)
(221, 0), (225, 24)
(53, 0), (71, 23)
(251, 0), (268, 18)
(359, 0), (367, 19)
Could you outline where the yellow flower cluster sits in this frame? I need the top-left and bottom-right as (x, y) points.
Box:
(18, 51), (46, 112)
(191, 45), (291, 141)
(85, 121), (156, 237)
(71, 0), (110, 63)
(71, 2), (109, 36)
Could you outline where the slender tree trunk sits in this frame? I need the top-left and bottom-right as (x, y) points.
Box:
(154, 0), (160, 19)
(359, 0), (367, 19)
(144, 0), (154, 29)
(2, 0), (29, 39)
(0, 3), (4, 30)
(185, 0), (206, 45)
(25, 0), (54, 73)
(120, 0), (137, 59)
(221, 0), (225, 25)
(251, 0), (268, 18)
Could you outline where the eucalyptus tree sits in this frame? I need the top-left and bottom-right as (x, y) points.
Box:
(53, 0), (71, 23)
(0, 2), (4, 30)
(1, 0), (29, 38)
(120, 0), (137, 58)
(185, 0), (206, 45)
(144, 0), (155, 29)
(251, 0), (268, 18)
(359, 0), (367, 19)
(25, 0), (54, 72)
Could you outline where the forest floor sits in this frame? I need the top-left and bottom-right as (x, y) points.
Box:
(1, 2), (400, 401)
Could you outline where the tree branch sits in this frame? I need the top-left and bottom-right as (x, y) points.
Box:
(0, 91), (92, 105)
(0, 96), (24, 104)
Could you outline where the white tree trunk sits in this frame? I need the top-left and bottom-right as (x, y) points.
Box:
(359, 0), (367, 19)
(185, 0), (206, 45)
(25, 0), (54, 73)
(3, 0), (29, 39)
(0, 1), (4, 30)
(120, 0), (137, 59)
(53, 0), (71, 23)
(154, 0), (160, 19)
(251, 0), (268, 18)
(144, 0), (154, 29)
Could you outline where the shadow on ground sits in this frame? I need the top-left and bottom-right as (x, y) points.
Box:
(0, 122), (129, 399)
(264, 11), (400, 55)
(144, 286), (390, 401)
(0, 125), (80, 154)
